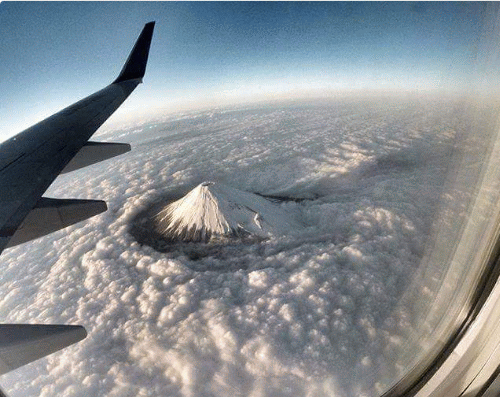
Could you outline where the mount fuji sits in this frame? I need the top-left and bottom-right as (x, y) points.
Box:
(154, 182), (300, 242)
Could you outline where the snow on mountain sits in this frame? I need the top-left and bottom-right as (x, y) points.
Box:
(154, 182), (300, 242)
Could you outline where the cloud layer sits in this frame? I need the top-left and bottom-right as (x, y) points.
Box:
(0, 95), (466, 396)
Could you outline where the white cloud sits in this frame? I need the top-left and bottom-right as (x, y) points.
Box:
(0, 95), (467, 396)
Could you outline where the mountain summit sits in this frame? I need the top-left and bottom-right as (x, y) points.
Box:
(154, 182), (298, 242)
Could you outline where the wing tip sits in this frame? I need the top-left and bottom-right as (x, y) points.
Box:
(113, 21), (156, 84)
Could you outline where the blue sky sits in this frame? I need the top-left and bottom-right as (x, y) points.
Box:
(0, 2), (490, 139)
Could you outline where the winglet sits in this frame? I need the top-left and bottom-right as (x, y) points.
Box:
(113, 21), (155, 84)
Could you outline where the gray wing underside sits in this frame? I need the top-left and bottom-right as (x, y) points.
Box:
(0, 324), (87, 376)
(0, 21), (155, 389)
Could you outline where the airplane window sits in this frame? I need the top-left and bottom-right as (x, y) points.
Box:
(1, 2), (500, 397)
(380, 6), (500, 394)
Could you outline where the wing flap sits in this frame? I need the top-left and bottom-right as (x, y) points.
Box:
(0, 324), (86, 375)
(61, 141), (131, 174)
(6, 197), (107, 247)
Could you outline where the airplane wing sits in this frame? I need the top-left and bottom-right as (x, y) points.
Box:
(0, 21), (155, 252)
(0, 21), (155, 385)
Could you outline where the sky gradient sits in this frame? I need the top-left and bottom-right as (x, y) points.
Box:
(0, 1), (493, 139)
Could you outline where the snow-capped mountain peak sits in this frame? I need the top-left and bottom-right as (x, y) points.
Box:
(154, 182), (298, 242)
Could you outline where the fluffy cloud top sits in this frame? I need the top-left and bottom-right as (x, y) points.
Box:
(0, 96), (469, 396)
